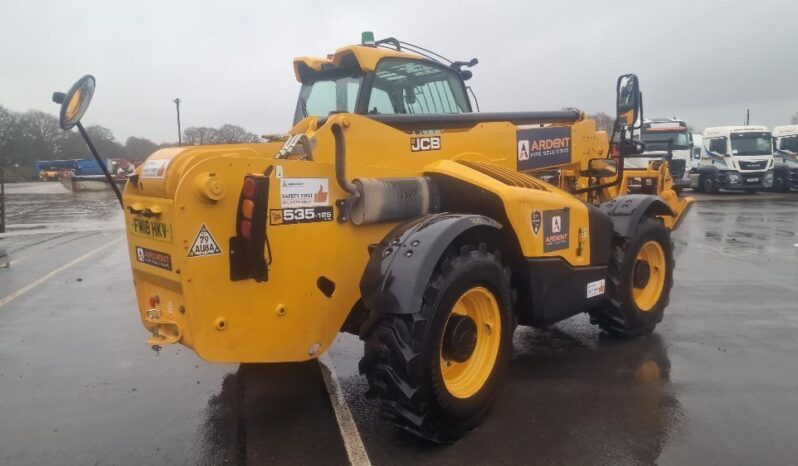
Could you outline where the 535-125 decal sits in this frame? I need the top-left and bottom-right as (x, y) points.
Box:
(270, 206), (334, 225)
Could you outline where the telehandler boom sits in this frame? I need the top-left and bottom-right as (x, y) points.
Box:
(54, 34), (692, 442)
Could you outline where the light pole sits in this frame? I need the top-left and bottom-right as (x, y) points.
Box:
(173, 98), (182, 146)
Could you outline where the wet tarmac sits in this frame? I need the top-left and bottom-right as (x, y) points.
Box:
(1, 182), (797, 465)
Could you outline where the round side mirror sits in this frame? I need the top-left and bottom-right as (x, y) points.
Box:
(55, 75), (96, 130)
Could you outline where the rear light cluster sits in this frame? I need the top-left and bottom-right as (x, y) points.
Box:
(230, 174), (270, 282)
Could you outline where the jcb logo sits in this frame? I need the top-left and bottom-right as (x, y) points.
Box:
(411, 136), (441, 152)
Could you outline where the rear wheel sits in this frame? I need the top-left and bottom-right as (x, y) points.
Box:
(359, 243), (513, 442)
(590, 217), (674, 338)
(700, 174), (719, 194)
(773, 172), (789, 192)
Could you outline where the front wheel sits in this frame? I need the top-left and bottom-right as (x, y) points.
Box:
(590, 217), (674, 338)
(359, 243), (513, 442)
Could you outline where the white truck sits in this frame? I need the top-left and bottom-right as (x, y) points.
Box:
(625, 118), (692, 191)
(689, 126), (775, 193)
(772, 125), (798, 192)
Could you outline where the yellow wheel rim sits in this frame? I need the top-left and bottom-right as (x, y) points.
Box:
(632, 241), (666, 311)
(440, 286), (501, 399)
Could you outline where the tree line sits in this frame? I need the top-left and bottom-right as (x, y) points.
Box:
(0, 103), (261, 179)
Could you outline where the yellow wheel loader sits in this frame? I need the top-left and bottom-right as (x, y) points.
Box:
(53, 33), (692, 443)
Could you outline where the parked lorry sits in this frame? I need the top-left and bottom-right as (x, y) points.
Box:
(625, 118), (692, 192)
(689, 126), (775, 193)
(772, 125), (798, 192)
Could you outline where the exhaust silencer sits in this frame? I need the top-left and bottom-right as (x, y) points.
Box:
(350, 177), (437, 226)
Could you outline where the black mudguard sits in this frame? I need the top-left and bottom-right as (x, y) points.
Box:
(360, 213), (502, 315)
(599, 194), (673, 238)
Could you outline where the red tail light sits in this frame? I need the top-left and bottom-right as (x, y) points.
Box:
(240, 219), (252, 239)
(231, 174), (270, 282)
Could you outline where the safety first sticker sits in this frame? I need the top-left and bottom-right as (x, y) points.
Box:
(279, 178), (329, 208)
(140, 159), (171, 179)
(543, 209), (570, 252)
(587, 279), (606, 298)
(188, 224), (222, 257)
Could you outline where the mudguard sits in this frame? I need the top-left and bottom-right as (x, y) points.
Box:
(360, 213), (502, 315)
(599, 194), (673, 238)
(694, 165), (719, 176)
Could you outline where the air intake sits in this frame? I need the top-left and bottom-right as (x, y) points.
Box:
(457, 160), (550, 191)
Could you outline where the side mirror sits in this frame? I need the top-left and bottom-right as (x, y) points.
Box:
(52, 75), (95, 130)
(587, 158), (618, 179)
(616, 74), (641, 127)
(692, 147), (701, 159)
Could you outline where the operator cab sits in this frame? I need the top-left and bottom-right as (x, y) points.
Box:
(292, 34), (476, 125)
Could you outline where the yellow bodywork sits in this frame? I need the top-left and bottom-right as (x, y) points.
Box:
(124, 45), (692, 364)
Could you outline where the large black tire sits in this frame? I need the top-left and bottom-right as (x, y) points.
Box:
(773, 172), (789, 192)
(359, 243), (513, 442)
(590, 217), (674, 338)
(699, 174), (719, 194)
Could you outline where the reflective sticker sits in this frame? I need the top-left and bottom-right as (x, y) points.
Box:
(187, 224), (222, 257)
(587, 279), (606, 298)
(279, 178), (329, 208)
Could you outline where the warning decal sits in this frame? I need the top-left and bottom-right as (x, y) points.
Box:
(188, 224), (222, 257)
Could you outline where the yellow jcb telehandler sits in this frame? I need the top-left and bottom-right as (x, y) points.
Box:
(53, 33), (692, 442)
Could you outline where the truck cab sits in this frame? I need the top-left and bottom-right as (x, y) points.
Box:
(689, 126), (775, 193)
(772, 125), (798, 192)
(624, 118), (692, 190)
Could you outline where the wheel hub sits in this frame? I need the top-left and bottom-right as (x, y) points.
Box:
(633, 259), (651, 289)
(442, 314), (478, 363)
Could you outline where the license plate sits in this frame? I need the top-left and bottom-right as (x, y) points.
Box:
(129, 216), (173, 243)
(746, 177), (759, 182)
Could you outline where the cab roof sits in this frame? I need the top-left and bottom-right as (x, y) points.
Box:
(703, 125), (769, 136)
(773, 125), (798, 137)
(293, 44), (426, 82)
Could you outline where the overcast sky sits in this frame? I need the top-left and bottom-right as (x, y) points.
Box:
(2, 0), (797, 143)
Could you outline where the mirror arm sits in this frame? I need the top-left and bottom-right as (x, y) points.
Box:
(76, 122), (124, 207)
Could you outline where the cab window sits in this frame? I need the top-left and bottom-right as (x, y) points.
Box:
(366, 58), (470, 115)
(294, 68), (364, 124)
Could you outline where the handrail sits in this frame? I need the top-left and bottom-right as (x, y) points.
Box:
(366, 110), (582, 131)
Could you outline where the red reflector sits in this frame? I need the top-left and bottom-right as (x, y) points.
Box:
(242, 199), (254, 219)
(243, 178), (256, 198)
(241, 219), (252, 239)
(149, 295), (159, 307)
